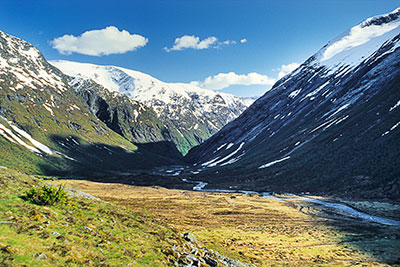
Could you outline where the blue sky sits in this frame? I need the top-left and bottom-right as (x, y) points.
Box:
(1, 0), (399, 97)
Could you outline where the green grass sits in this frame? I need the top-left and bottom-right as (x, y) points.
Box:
(0, 168), (180, 266)
(0, 93), (182, 177)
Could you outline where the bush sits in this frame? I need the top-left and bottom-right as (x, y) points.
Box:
(25, 184), (67, 206)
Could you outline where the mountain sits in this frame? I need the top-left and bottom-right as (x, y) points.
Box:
(240, 96), (259, 106)
(69, 77), (179, 153)
(50, 60), (250, 154)
(0, 29), (182, 178)
(185, 8), (400, 200)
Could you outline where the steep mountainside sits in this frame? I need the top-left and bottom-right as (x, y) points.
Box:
(185, 8), (400, 200)
(0, 30), (181, 177)
(50, 60), (249, 154)
(69, 77), (179, 154)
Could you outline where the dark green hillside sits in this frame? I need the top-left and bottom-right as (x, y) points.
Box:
(0, 29), (182, 178)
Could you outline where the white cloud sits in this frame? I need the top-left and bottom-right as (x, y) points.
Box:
(240, 38), (247, 43)
(191, 72), (276, 90)
(164, 35), (243, 52)
(51, 26), (148, 56)
(223, 40), (237, 45)
(278, 62), (300, 79)
(322, 20), (400, 61)
(164, 35), (218, 51)
(189, 62), (300, 92)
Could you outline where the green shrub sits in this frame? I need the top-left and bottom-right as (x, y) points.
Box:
(25, 184), (67, 206)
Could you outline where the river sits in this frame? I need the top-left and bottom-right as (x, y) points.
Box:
(187, 180), (400, 226)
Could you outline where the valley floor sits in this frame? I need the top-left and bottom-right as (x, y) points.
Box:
(57, 179), (400, 266)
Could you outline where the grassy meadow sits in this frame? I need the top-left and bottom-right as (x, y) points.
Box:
(56, 180), (400, 266)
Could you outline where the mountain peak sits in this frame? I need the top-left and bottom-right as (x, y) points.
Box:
(313, 7), (400, 71)
(0, 30), (42, 62)
(50, 60), (249, 154)
(361, 7), (400, 28)
(185, 8), (400, 200)
(0, 30), (68, 93)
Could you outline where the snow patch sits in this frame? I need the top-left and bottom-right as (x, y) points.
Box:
(390, 121), (400, 131)
(226, 143), (234, 150)
(217, 143), (226, 151)
(390, 100), (400, 111)
(8, 122), (53, 154)
(0, 122), (40, 153)
(335, 115), (349, 125)
(193, 182), (208, 191)
(288, 89), (301, 98)
(43, 104), (54, 116)
(71, 104), (81, 110)
(258, 156), (291, 169)
(310, 119), (336, 133)
(132, 110), (139, 121)
(315, 8), (400, 73)
(204, 142), (245, 167)
(201, 157), (220, 167)
(328, 103), (350, 118)
(322, 15), (400, 61)
(301, 81), (330, 101)
(219, 155), (243, 166)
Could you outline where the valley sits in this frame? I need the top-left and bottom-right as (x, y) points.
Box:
(1, 3), (400, 266)
(56, 178), (400, 266)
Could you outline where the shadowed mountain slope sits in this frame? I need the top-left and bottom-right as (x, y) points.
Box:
(185, 8), (400, 201)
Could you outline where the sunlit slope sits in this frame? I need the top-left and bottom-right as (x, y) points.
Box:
(0, 30), (181, 176)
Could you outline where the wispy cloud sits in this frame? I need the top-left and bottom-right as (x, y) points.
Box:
(51, 26), (148, 56)
(164, 35), (246, 52)
(223, 40), (237, 45)
(277, 62), (300, 79)
(191, 72), (276, 90)
(164, 35), (218, 51)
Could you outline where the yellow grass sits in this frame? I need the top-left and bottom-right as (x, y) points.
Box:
(57, 180), (400, 266)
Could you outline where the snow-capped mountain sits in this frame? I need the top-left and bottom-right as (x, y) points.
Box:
(69, 77), (175, 145)
(0, 29), (182, 176)
(50, 60), (249, 154)
(185, 8), (400, 200)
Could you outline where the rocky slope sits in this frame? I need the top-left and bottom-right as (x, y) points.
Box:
(0, 29), (182, 177)
(185, 8), (400, 201)
(50, 60), (249, 154)
(69, 77), (180, 155)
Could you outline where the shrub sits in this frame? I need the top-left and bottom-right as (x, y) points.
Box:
(25, 184), (67, 206)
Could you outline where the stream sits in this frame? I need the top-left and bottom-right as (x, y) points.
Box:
(186, 180), (400, 226)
